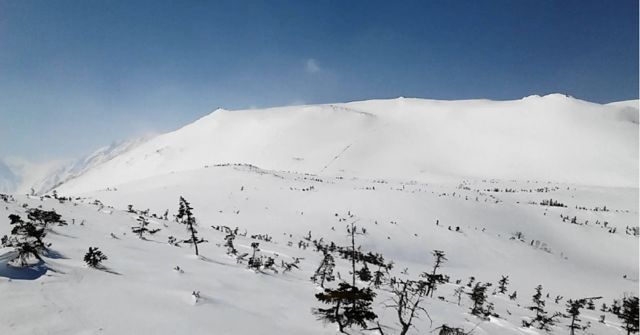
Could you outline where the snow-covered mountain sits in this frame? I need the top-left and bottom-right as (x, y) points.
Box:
(27, 136), (154, 194)
(51, 94), (638, 195)
(0, 160), (20, 193)
(0, 95), (637, 335)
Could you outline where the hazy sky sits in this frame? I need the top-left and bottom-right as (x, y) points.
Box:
(1, 0), (638, 161)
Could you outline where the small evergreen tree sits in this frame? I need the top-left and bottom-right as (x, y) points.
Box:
(618, 295), (639, 335)
(421, 250), (447, 298)
(247, 242), (262, 270)
(131, 216), (160, 239)
(176, 197), (207, 256)
(311, 243), (336, 288)
(497, 275), (509, 294)
(1, 214), (50, 266)
(566, 299), (588, 335)
(84, 247), (108, 268)
(522, 285), (562, 331)
(468, 282), (492, 319)
(312, 220), (378, 333)
(224, 234), (238, 255)
(312, 282), (377, 334)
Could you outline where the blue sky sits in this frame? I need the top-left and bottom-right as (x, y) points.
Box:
(1, 0), (638, 161)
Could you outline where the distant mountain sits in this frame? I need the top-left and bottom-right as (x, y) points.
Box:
(30, 136), (153, 194)
(0, 160), (20, 193)
(50, 94), (637, 195)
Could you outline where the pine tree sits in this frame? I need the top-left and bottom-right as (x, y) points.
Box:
(468, 282), (492, 318)
(224, 233), (238, 255)
(176, 197), (207, 256)
(312, 282), (377, 334)
(497, 275), (509, 294)
(131, 216), (161, 239)
(1, 214), (50, 266)
(618, 295), (639, 335)
(25, 208), (67, 228)
(312, 220), (377, 333)
(84, 247), (108, 268)
(247, 242), (262, 270)
(566, 299), (588, 335)
(311, 243), (336, 288)
(522, 285), (562, 331)
(421, 250), (447, 298)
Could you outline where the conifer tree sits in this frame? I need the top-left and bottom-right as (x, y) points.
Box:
(1, 214), (50, 266)
(497, 275), (509, 294)
(247, 242), (262, 270)
(421, 250), (447, 298)
(312, 282), (377, 334)
(131, 216), (161, 239)
(312, 220), (377, 333)
(311, 242), (336, 288)
(84, 247), (108, 268)
(618, 295), (639, 335)
(468, 282), (492, 318)
(565, 298), (591, 335)
(176, 197), (207, 256)
(522, 285), (562, 331)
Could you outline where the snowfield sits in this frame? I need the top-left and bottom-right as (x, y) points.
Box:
(0, 95), (638, 335)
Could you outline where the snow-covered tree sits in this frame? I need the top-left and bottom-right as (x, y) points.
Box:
(1, 214), (50, 266)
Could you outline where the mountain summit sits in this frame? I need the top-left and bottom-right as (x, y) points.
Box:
(49, 95), (637, 194)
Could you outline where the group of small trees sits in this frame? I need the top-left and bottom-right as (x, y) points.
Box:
(312, 221), (378, 334)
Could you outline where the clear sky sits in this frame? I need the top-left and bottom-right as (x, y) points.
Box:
(1, 0), (638, 161)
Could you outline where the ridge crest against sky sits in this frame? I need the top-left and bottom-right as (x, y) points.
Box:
(1, 1), (638, 160)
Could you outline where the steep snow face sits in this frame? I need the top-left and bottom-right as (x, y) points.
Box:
(55, 95), (638, 194)
(32, 136), (153, 194)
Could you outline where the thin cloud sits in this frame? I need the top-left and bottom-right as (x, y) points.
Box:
(305, 59), (321, 73)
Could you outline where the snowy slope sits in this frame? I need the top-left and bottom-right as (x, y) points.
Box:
(53, 94), (638, 194)
(0, 165), (637, 335)
(30, 136), (153, 194)
(0, 95), (637, 335)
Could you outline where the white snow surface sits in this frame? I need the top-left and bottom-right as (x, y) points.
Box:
(54, 95), (638, 194)
(0, 165), (637, 334)
(0, 95), (637, 335)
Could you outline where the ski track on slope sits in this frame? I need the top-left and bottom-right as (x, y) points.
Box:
(317, 122), (391, 175)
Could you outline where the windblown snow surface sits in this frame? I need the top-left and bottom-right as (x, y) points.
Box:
(0, 95), (638, 335)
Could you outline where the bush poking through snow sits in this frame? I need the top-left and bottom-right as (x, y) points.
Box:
(84, 247), (107, 268)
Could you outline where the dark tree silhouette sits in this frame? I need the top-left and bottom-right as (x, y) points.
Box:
(312, 282), (377, 334)
(420, 250), (447, 298)
(618, 295), (639, 335)
(1, 214), (50, 266)
(132, 216), (161, 239)
(497, 275), (509, 294)
(311, 241), (336, 288)
(84, 247), (108, 268)
(176, 197), (207, 256)
(522, 285), (562, 331)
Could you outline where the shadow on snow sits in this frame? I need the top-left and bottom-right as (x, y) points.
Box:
(0, 251), (49, 280)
